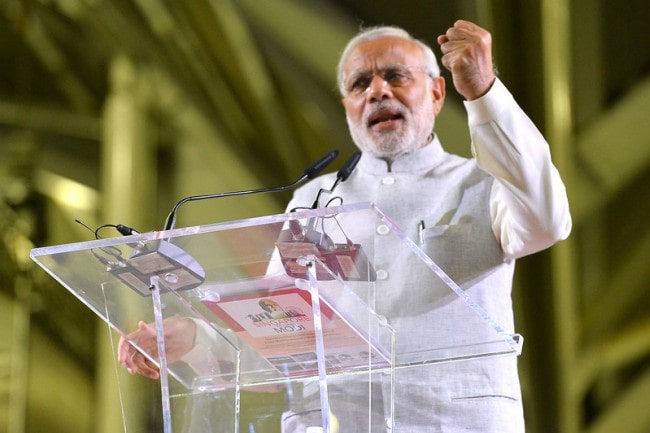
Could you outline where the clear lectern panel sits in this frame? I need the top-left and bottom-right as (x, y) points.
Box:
(30, 202), (521, 432)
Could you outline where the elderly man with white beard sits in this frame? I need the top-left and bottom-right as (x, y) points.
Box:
(281, 19), (572, 432)
(119, 19), (571, 432)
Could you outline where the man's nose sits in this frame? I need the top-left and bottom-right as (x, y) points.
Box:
(366, 74), (392, 102)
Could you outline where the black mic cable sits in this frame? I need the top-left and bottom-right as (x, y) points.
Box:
(311, 151), (361, 209)
(163, 150), (339, 231)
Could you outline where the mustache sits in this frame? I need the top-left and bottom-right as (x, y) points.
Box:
(364, 101), (407, 126)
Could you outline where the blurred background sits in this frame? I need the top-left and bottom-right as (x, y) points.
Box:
(0, 0), (649, 432)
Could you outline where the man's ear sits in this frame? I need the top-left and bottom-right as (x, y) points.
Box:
(431, 76), (446, 116)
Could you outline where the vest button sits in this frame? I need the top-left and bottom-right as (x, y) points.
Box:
(381, 176), (395, 185)
(376, 224), (390, 235)
(376, 269), (388, 280)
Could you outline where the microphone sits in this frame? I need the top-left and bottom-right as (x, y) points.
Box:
(311, 151), (361, 209)
(304, 150), (339, 179)
(334, 150), (361, 185)
(163, 150), (339, 231)
(116, 224), (140, 236)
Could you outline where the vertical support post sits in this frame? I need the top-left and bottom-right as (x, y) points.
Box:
(540, 1), (579, 432)
(8, 276), (31, 433)
(150, 277), (173, 433)
(303, 257), (331, 433)
(97, 55), (159, 433)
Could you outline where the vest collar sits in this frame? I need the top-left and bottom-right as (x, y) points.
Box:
(357, 135), (445, 174)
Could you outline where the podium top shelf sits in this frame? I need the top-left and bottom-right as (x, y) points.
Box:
(31, 202), (521, 391)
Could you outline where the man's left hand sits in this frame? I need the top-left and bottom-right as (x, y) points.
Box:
(437, 20), (496, 100)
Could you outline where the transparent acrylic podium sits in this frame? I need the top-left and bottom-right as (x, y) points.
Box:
(30, 202), (522, 433)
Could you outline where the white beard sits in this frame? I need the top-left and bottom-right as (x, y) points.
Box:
(347, 98), (435, 160)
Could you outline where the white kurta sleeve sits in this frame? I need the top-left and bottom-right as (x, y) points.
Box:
(464, 78), (572, 259)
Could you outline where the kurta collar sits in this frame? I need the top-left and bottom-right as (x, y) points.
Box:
(357, 135), (446, 174)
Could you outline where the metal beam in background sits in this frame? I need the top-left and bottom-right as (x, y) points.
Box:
(235, 0), (358, 167)
(0, 285), (30, 433)
(0, 199), (33, 433)
(580, 228), (650, 347)
(197, 0), (301, 177)
(539, 0), (650, 432)
(585, 365), (650, 433)
(540, 1), (580, 433)
(49, 0), (270, 189)
(136, 65), (288, 222)
(238, 0), (354, 86)
(33, 169), (99, 214)
(96, 55), (159, 433)
(571, 0), (604, 129)
(571, 77), (650, 222)
(0, 101), (100, 140)
(568, 78), (650, 433)
(578, 316), (650, 399)
(0, 1), (96, 113)
(132, 0), (256, 144)
(130, 0), (318, 182)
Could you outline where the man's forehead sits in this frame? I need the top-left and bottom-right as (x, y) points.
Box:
(345, 36), (423, 72)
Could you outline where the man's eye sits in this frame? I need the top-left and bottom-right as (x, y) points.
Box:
(350, 77), (371, 91)
(385, 72), (408, 84)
